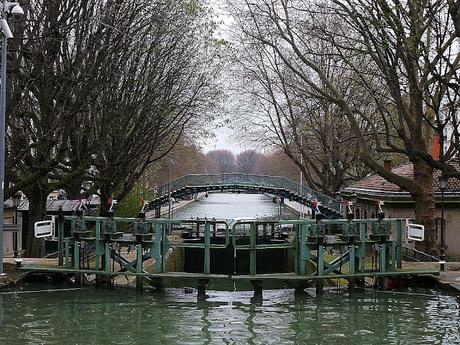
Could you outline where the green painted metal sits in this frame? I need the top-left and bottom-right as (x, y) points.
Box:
(149, 173), (341, 215)
(317, 244), (324, 276)
(161, 224), (169, 273)
(249, 222), (257, 275)
(58, 220), (64, 266)
(391, 241), (397, 270)
(358, 224), (366, 273)
(104, 243), (110, 273)
(95, 222), (101, 270)
(154, 223), (162, 273)
(297, 223), (307, 275)
(65, 238), (70, 269)
(380, 243), (386, 273)
(349, 244), (355, 275)
(136, 244), (142, 273)
(47, 215), (432, 290)
(21, 265), (440, 279)
(396, 220), (403, 269)
(204, 222), (211, 275)
(74, 241), (79, 270)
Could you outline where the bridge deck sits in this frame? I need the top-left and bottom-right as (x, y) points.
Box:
(148, 173), (342, 218)
(20, 265), (438, 281)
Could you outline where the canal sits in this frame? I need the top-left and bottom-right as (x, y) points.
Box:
(172, 192), (298, 219)
(0, 193), (459, 344)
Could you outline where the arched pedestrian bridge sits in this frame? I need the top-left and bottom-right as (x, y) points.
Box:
(148, 173), (341, 218)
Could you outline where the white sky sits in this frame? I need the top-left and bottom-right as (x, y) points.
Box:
(200, 1), (243, 154)
(201, 126), (245, 154)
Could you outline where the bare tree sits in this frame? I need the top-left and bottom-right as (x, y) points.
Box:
(254, 150), (301, 181)
(6, 0), (221, 255)
(231, 0), (460, 254)
(229, 37), (372, 194)
(236, 150), (261, 173)
(207, 150), (236, 173)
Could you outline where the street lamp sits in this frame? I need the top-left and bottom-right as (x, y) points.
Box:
(0, 1), (24, 275)
(299, 135), (304, 219)
(168, 159), (175, 220)
(438, 174), (448, 271)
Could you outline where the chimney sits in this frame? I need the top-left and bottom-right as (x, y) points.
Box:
(384, 159), (392, 170)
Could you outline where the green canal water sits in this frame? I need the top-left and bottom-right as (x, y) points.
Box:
(1, 193), (459, 344)
(0, 287), (459, 344)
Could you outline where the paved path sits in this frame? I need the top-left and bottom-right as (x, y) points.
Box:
(280, 199), (312, 218)
(146, 193), (204, 219)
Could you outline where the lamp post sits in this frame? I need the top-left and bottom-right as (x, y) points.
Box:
(299, 135), (304, 219)
(168, 159), (175, 220)
(0, 1), (24, 276)
(438, 175), (448, 271)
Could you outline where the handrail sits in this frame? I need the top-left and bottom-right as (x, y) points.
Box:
(53, 216), (410, 283)
(149, 173), (341, 213)
(401, 245), (438, 262)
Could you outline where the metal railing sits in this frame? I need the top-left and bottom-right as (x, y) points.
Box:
(43, 215), (442, 292)
(401, 245), (438, 262)
(149, 173), (341, 213)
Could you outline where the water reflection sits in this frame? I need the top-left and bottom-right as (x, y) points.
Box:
(173, 193), (297, 220)
(0, 288), (459, 344)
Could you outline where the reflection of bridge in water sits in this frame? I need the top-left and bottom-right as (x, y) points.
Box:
(148, 173), (342, 219)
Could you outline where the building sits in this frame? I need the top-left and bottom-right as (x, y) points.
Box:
(2, 198), (100, 257)
(2, 198), (24, 257)
(342, 162), (460, 257)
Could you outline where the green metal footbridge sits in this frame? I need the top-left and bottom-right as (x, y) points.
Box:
(148, 173), (342, 218)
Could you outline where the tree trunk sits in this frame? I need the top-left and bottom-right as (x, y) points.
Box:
(23, 182), (48, 257)
(412, 160), (438, 255)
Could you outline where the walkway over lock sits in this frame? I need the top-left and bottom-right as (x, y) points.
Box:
(22, 215), (439, 298)
(148, 173), (342, 218)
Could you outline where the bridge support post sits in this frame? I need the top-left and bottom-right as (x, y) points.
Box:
(150, 278), (164, 293)
(154, 223), (162, 273)
(358, 224), (366, 273)
(197, 279), (209, 301)
(96, 241), (112, 288)
(64, 238), (70, 269)
(57, 211), (64, 266)
(136, 244), (144, 292)
(348, 243), (356, 293)
(250, 223), (257, 276)
(74, 240), (83, 286)
(396, 220), (403, 269)
(204, 223), (211, 275)
(294, 281), (308, 295)
(251, 279), (263, 300)
(297, 223), (307, 275)
(316, 239), (324, 295)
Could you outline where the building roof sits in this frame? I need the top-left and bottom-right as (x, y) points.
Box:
(344, 161), (460, 196)
(3, 198), (100, 212)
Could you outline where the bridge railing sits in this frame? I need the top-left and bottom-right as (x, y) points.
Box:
(231, 218), (404, 277)
(43, 215), (438, 291)
(151, 173), (341, 213)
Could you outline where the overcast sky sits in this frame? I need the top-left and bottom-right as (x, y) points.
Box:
(199, 1), (243, 154)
